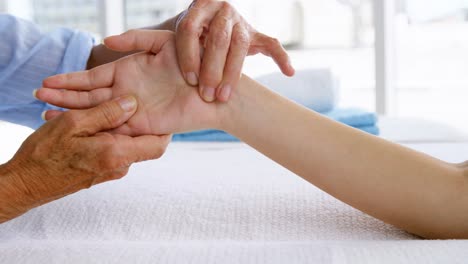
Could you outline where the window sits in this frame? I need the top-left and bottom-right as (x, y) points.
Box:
(124, 0), (188, 30)
(2, 0), (466, 133)
(4, 0), (100, 36)
(236, 0), (377, 111)
(395, 1), (468, 132)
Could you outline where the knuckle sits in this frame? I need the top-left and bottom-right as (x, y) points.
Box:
(179, 18), (198, 35)
(210, 24), (230, 48)
(269, 37), (282, 47)
(86, 91), (97, 106)
(94, 140), (117, 170)
(99, 152), (121, 171)
(100, 103), (120, 126)
(87, 69), (97, 87)
(194, 0), (210, 7)
(100, 133), (118, 146)
(62, 111), (81, 129)
(220, 1), (233, 12)
(232, 29), (250, 48)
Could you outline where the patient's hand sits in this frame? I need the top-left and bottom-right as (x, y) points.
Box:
(36, 30), (219, 136)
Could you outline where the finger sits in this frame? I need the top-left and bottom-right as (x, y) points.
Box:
(91, 134), (171, 169)
(83, 134), (172, 187)
(216, 23), (250, 102)
(66, 95), (138, 136)
(251, 33), (295, 77)
(43, 110), (64, 121)
(104, 29), (174, 54)
(42, 62), (116, 90)
(92, 167), (130, 186)
(107, 123), (137, 137)
(124, 134), (172, 163)
(176, 1), (224, 86)
(199, 10), (237, 102)
(35, 87), (113, 109)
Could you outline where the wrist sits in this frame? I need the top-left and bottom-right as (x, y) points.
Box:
(215, 74), (259, 133)
(0, 162), (32, 223)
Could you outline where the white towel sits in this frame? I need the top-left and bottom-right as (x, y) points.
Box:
(255, 69), (339, 113)
(1, 142), (468, 263)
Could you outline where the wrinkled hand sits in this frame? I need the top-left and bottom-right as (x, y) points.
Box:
(176, 0), (295, 102)
(36, 30), (219, 137)
(0, 96), (170, 223)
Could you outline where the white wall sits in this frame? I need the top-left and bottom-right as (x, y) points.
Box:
(0, 1), (6, 12)
(230, 0), (360, 48)
(5, 0), (33, 20)
(230, 0), (304, 45)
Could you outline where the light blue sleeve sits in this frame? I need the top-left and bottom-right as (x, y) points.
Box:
(0, 14), (94, 129)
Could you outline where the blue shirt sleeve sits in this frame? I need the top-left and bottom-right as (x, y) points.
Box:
(0, 14), (94, 129)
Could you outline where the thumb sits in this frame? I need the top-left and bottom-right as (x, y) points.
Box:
(104, 29), (174, 54)
(77, 95), (137, 136)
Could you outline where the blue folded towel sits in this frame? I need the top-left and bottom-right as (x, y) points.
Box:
(173, 130), (239, 142)
(322, 108), (377, 127)
(173, 108), (379, 142)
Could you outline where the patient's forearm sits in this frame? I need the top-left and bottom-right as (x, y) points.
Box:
(218, 75), (468, 239)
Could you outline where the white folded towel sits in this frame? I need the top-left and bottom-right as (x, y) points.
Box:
(255, 69), (339, 113)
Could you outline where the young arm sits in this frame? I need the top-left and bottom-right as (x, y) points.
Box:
(217, 75), (468, 239)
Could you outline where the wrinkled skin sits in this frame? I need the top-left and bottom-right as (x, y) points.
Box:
(0, 96), (170, 223)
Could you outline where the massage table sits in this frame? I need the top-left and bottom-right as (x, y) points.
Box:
(0, 119), (467, 263)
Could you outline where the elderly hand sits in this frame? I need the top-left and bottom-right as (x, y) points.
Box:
(0, 96), (170, 223)
(36, 30), (220, 137)
(175, 0), (295, 102)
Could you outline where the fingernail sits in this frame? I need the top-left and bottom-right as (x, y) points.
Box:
(202, 87), (216, 102)
(32, 89), (38, 99)
(41, 111), (47, 121)
(117, 96), (137, 112)
(186, 72), (198, 86)
(219, 85), (231, 101)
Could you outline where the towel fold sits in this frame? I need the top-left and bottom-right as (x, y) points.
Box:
(255, 69), (339, 113)
(173, 130), (239, 142)
(322, 108), (377, 127)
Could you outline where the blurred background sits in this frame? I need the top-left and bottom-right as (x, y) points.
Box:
(0, 0), (467, 134)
